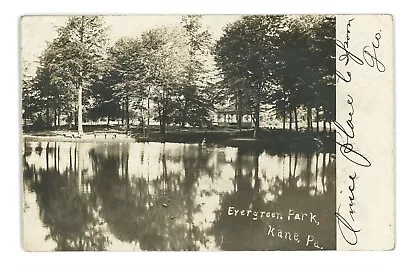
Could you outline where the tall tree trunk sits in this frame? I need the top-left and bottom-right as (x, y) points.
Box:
(69, 110), (78, 129)
(107, 116), (110, 126)
(282, 109), (286, 131)
(289, 109), (293, 131)
(125, 96), (129, 134)
(253, 101), (260, 139)
(121, 102), (124, 125)
(147, 97), (150, 137)
(77, 82), (83, 135)
(54, 108), (57, 129)
(237, 91), (243, 131)
(160, 116), (166, 134)
(46, 106), (50, 129)
(160, 104), (166, 135)
(307, 105), (312, 131)
(57, 108), (61, 127)
(74, 111), (78, 127)
(322, 107), (326, 132)
(316, 106), (320, 132)
(294, 107), (299, 132)
(77, 18), (85, 135)
(160, 90), (166, 135)
(184, 97), (189, 128)
(141, 98), (145, 137)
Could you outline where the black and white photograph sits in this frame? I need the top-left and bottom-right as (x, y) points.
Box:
(21, 15), (337, 251)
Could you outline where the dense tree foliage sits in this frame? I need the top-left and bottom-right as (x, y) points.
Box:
(215, 15), (287, 137)
(27, 16), (109, 133)
(140, 26), (190, 134)
(23, 15), (335, 136)
(22, 60), (41, 126)
(177, 15), (214, 127)
(215, 15), (335, 137)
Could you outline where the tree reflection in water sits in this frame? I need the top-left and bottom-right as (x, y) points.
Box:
(23, 141), (335, 251)
(212, 151), (336, 250)
(23, 142), (109, 251)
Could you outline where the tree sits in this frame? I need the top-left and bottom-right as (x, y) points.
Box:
(22, 59), (41, 126)
(141, 27), (190, 134)
(225, 16), (335, 131)
(34, 41), (79, 129)
(51, 16), (109, 135)
(177, 15), (214, 127)
(215, 15), (287, 138)
(271, 16), (313, 131)
(279, 15), (335, 132)
(105, 37), (147, 133)
(312, 16), (336, 132)
(87, 73), (122, 124)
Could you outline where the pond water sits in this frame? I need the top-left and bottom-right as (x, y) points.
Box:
(22, 141), (336, 251)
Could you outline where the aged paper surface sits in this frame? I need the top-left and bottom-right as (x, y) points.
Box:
(336, 15), (394, 250)
(20, 14), (394, 251)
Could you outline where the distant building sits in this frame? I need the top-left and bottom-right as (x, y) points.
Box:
(212, 103), (279, 128)
(212, 103), (252, 127)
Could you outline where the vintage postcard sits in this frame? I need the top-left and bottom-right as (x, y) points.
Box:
(20, 14), (394, 251)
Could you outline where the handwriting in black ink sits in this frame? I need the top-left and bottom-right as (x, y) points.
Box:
(336, 70), (352, 83)
(334, 95), (371, 167)
(336, 204), (360, 245)
(344, 18), (354, 48)
(336, 18), (364, 67)
(363, 31), (386, 72)
(336, 39), (364, 66)
(348, 172), (357, 222)
(336, 18), (362, 83)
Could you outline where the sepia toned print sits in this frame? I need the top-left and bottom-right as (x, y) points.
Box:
(21, 15), (336, 251)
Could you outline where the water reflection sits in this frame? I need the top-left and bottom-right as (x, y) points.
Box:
(23, 141), (336, 251)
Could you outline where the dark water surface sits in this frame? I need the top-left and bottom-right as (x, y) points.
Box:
(22, 141), (336, 251)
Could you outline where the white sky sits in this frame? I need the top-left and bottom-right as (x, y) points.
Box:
(21, 15), (241, 74)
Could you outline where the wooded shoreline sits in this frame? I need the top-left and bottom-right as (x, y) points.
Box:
(23, 127), (335, 153)
(22, 15), (336, 141)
